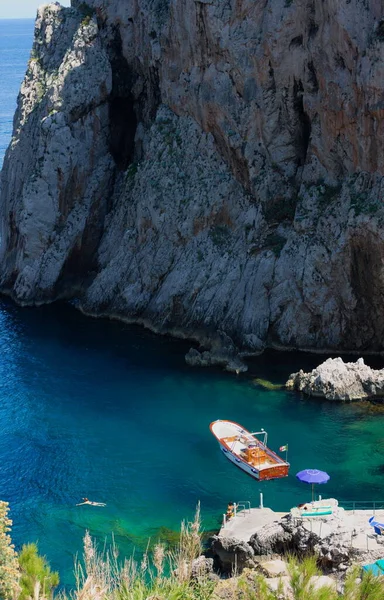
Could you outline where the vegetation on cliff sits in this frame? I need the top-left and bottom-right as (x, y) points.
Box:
(1, 501), (384, 600)
(0, 501), (19, 599)
(18, 543), (59, 600)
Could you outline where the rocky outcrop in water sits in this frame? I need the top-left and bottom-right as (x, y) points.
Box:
(3, 0), (384, 358)
(286, 357), (384, 401)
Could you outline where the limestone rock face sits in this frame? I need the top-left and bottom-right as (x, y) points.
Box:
(0, 3), (115, 302)
(3, 0), (384, 356)
(286, 357), (384, 401)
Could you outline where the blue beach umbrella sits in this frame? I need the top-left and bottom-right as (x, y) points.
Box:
(296, 469), (330, 502)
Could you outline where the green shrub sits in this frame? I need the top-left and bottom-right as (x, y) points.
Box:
(126, 162), (138, 180)
(19, 543), (59, 600)
(209, 225), (231, 247)
(287, 555), (338, 600)
(81, 15), (91, 26)
(316, 181), (342, 208)
(264, 232), (286, 256)
(350, 191), (378, 216)
(264, 196), (296, 223)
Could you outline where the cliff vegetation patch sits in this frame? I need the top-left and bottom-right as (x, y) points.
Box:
(209, 225), (231, 248)
(350, 191), (379, 216)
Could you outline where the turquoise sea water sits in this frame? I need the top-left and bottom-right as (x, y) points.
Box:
(0, 299), (384, 587)
(2, 17), (384, 590)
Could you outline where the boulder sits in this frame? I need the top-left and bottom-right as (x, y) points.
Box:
(310, 575), (337, 591)
(259, 559), (288, 577)
(250, 520), (294, 555)
(191, 556), (215, 579)
(211, 535), (255, 573)
(250, 517), (319, 556)
(286, 357), (384, 401)
(265, 575), (291, 596)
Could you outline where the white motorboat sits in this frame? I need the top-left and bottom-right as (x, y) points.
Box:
(210, 419), (289, 481)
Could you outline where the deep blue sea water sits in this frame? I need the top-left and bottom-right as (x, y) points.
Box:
(0, 19), (34, 168)
(1, 17), (384, 590)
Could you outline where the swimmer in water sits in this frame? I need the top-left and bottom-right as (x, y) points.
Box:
(76, 497), (106, 507)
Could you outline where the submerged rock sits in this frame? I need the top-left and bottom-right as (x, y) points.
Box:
(286, 357), (384, 401)
(253, 379), (283, 390)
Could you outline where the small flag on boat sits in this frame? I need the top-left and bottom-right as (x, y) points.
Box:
(279, 445), (288, 452)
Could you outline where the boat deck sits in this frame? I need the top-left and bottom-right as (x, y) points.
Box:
(222, 436), (278, 470)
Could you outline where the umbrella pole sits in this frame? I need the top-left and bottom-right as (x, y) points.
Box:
(312, 483), (314, 503)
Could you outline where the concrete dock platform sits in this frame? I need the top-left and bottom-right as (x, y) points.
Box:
(219, 507), (288, 541)
(219, 504), (384, 553)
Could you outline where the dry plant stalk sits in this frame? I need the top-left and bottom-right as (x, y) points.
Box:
(68, 504), (205, 600)
(74, 532), (116, 600)
(174, 502), (202, 583)
(152, 544), (165, 579)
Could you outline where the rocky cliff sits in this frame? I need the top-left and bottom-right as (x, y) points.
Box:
(2, 0), (384, 365)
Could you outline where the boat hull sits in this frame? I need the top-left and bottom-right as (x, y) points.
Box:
(210, 420), (289, 481)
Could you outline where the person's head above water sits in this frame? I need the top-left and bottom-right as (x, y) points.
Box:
(83, 497), (89, 502)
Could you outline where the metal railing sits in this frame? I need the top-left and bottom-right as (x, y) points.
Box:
(221, 494), (267, 526)
(222, 500), (251, 527)
(234, 501), (251, 517)
(338, 500), (384, 514)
